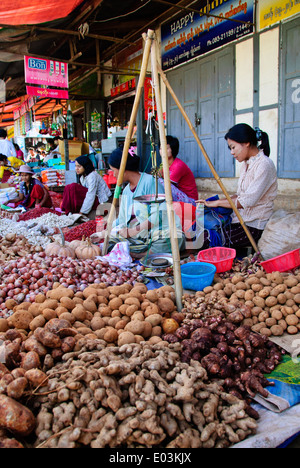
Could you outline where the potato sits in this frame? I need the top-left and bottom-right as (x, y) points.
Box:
(28, 303), (42, 317)
(0, 319), (8, 333)
(60, 297), (76, 310)
(258, 311), (269, 322)
(125, 304), (139, 317)
(34, 328), (62, 348)
(287, 325), (298, 335)
(148, 336), (162, 344)
(24, 337), (48, 357)
(270, 325), (284, 336)
(83, 298), (98, 313)
(98, 306), (112, 318)
(39, 299), (59, 311)
(124, 297), (140, 308)
(284, 276), (298, 288)
(29, 315), (46, 331)
(144, 303), (160, 317)
(6, 377), (28, 400)
(265, 296), (278, 308)
(145, 314), (162, 327)
(42, 308), (57, 321)
(142, 321), (152, 338)
(21, 351), (41, 371)
(72, 305), (87, 322)
(47, 287), (74, 300)
(0, 395), (36, 436)
(125, 320), (145, 335)
(104, 328), (118, 343)
(58, 312), (75, 324)
(5, 299), (17, 311)
(90, 316), (105, 331)
(260, 327), (272, 337)
(7, 310), (33, 330)
(285, 315), (299, 326)
(118, 331), (136, 346)
(244, 290), (255, 302)
(145, 290), (159, 302)
(271, 310), (283, 321)
(294, 294), (300, 305)
(34, 293), (46, 304)
(266, 317), (277, 327)
(253, 297), (265, 308)
(25, 369), (47, 387)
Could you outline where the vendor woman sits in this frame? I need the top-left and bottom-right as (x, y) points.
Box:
(9, 165), (53, 209)
(198, 124), (278, 248)
(61, 155), (111, 218)
(91, 147), (185, 257)
(159, 135), (198, 204)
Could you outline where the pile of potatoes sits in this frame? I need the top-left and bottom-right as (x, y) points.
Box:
(0, 282), (181, 350)
(201, 270), (300, 338)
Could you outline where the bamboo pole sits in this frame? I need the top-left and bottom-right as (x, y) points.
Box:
(150, 36), (183, 311)
(157, 62), (261, 256)
(102, 29), (155, 255)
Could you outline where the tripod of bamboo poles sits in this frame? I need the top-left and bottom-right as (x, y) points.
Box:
(102, 29), (184, 311)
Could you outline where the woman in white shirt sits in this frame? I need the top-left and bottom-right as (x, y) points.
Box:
(198, 123), (278, 248)
(61, 155), (111, 218)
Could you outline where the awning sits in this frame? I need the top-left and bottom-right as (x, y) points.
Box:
(0, 96), (67, 128)
(0, 0), (84, 26)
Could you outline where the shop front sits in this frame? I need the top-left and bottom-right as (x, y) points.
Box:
(158, 0), (300, 200)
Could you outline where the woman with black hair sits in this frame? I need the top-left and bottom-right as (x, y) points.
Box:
(159, 135), (198, 203)
(61, 155), (111, 217)
(197, 123), (278, 248)
(91, 147), (185, 257)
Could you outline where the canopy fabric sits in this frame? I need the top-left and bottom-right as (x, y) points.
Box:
(0, 96), (67, 128)
(0, 0), (84, 26)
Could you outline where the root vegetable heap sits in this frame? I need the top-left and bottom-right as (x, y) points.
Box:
(32, 340), (257, 449)
(162, 316), (284, 404)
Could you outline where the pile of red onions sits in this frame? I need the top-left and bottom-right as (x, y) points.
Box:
(0, 252), (145, 318)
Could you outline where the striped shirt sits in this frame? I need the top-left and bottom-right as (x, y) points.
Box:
(232, 150), (278, 230)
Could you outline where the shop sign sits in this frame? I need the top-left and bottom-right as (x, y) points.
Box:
(111, 78), (136, 98)
(26, 85), (69, 99)
(161, 0), (254, 71)
(24, 56), (69, 88)
(259, 0), (300, 30)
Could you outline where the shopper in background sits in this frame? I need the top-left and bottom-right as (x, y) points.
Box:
(7, 165), (53, 209)
(61, 155), (111, 219)
(14, 143), (24, 160)
(0, 129), (17, 158)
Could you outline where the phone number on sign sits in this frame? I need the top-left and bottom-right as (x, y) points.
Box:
(207, 24), (251, 46)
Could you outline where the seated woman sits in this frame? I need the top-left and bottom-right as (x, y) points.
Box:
(0, 154), (15, 182)
(92, 147), (185, 258)
(9, 165), (53, 209)
(159, 135), (198, 204)
(61, 155), (111, 218)
(198, 124), (278, 249)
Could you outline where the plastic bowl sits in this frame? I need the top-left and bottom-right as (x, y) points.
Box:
(181, 262), (217, 291)
(260, 249), (300, 273)
(197, 247), (236, 274)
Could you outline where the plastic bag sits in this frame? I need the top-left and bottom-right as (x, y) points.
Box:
(0, 187), (17, 204)
(258, 210), (300, 260)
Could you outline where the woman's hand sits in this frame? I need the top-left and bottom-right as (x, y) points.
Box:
(90, 232), (106, 243)
(196, 199), (220, 208)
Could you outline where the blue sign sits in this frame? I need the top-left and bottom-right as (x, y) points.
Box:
(28, 58), (47, 71)
(161, 0), (254, 70)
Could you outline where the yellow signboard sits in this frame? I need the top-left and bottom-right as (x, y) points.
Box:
(260, 0), (300, 30)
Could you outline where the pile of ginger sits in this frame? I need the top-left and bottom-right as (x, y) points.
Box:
(32, 339), (257, 449)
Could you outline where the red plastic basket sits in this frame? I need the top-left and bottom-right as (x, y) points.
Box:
(197, 247), (236, 274)
(260, 249), (300, 273)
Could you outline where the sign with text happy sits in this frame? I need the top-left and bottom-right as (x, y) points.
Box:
(161, 0), (254, 71)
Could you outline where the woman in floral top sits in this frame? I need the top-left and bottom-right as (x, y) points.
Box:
(198, 123), (278, 248)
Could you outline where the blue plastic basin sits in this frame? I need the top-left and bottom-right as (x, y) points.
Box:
(181, 262), (217, 291)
